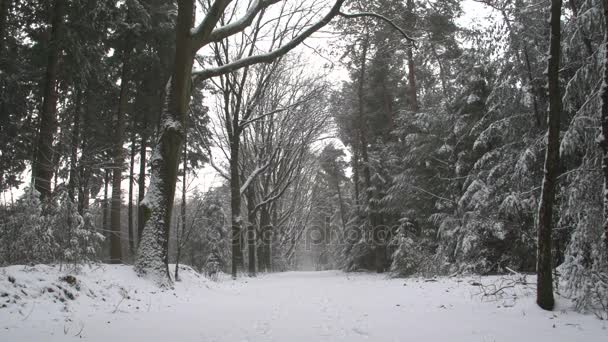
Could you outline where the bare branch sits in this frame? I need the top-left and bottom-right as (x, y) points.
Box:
(192, 0), (347, 80)
(240, 159), (272, 195)
(338, 11), (416, 45)
(194, 0), (282, 49)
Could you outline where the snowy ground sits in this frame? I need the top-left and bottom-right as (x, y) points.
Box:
(1, 265), (606, 341)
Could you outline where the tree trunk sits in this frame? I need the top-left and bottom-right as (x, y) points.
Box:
(352, 146), (360, 214)
(406, 45), (418, 112)
(128, 129), (136, 258)
(137, 125), (147, 243)
(0, 0), (10, 54)
(135, 0), (194, 284)
(67, 93), (81, 202)
(33, 0), (64, 201)
(258, 205), (272, 272)
(110, 43), (132, 264)
(600, 0), (608, 258)
(357, 36), (385, 273)
(536, 0), (562, 311)
(246, 187), (256, 277)
(103, 169), (110, 246)
(175, 134), (187, 281)
(230, 140), (243, 278)
(406, 0), (418, 112)
(334, 176), (346, 232)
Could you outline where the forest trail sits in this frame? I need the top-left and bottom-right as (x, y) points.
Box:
(1, 267), (606, 341)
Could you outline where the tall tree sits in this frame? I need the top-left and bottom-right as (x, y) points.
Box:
(600, 0), (608, 256)
(135, 0), (349, 283)
(32, 0), (65, 200)
(536, 0), (562, 311)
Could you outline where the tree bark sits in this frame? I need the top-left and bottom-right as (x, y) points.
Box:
(33, 0), (64, 201)
(137, 124), (147, 243)
(406, 0), (418, 112)
(67, 93), (81, 202)
(128, 129), (136, 257)
(536, 0), (562, 311)
(175, 133), (187, 281)
(103, 169), (110, 245)
(135, 0), (194, 284)
(257, 205), (272, 272)
(334, 175), (347, 232)
(357, 35), (385, 273)
(230, 139), (243, 278)
(406, 46), (418, 112)
(600, 0), (608, 258)
(246, 186), (256, 276)
(110, 43), (132, 264)
(0, 0), (10, 54)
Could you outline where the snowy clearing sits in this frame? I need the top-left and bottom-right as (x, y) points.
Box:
(0, 265), (606, 341)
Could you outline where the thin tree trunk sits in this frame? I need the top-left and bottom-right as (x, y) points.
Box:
(33, 0), (64, 201)
(110, 43), (131, 264)
(246, 187), (256, 276)
(175, 133), (187, 281)
(406, 0), (418, 112)
(334, 176), (346, 232)
(522, 46), (542, 128)
(599, 0), (608, 257)
(353, 146), (360, 214)
(406, 45), (418, 112)
(230, 139), (243, 278)
(128, 128), (136, 258)
(137, 125), (147, 243)
(536, 0), (562, 311)
(135, 0), (194, 284)
(103, 169), (110, 245)
(0, 0), (10, 53)
(67, 92), (81, 202)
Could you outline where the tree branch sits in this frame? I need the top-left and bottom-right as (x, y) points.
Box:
(240, 159), (272, 195)
(191, 0), (233, 51)
(194, 0), (282, 49)
(338, 11), (416, 45)
(192, 0), (347, 81)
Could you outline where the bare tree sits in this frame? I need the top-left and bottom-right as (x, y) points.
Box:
(135, 0), (413, 284)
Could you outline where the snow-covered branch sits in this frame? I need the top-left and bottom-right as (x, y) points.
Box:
(338, 11), (416, 45)
(240, 159), (272, 196)
(192, 0), (347, 80)
(193, 0), (282, 49)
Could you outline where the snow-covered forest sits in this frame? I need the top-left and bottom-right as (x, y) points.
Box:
(1, 0), (608, 340)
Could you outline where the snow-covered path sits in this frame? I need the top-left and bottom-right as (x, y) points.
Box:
(1, 267), (607, 341)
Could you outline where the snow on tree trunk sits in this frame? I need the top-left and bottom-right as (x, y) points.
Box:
(135, 0), (194, 284)
(600, 0), (608, 258)
(536, 0), (562, 311)
(135, 87), (183, 284)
